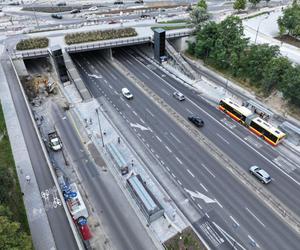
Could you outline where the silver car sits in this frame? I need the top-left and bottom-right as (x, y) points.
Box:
(173, 91), (185, 101)
(249, 166), (271, 184)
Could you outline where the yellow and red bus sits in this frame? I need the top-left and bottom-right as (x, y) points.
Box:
(219, 98), (252, 125)
(219, 98), (285, 146)
(246, 117), (286, 146)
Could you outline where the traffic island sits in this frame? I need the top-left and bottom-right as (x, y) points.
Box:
(16, 37), (49, 50)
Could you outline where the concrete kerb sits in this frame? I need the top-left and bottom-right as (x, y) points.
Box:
(9, 55), (84, 250)
(113, 55), (300, 237)
(112, 59), (211, 250)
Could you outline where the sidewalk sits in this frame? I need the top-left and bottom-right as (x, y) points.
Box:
(0, 47), (56, 250)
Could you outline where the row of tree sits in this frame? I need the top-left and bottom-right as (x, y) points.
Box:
(188, 16), (300, 106)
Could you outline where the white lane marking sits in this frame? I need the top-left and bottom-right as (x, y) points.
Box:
(140, 118), (145, 124)
(165, 145), (172, 153)
(156, 135), (162, 142)
(230, 216), (240, 227)
(145, 108), (155, 117)
(216, 133), (230, 144)
(245, 207), (266, 228)
(155, 154), (160, 159)
(104, 79), (108, 84)
(110, 72), (117, 80)
(126, 59), (133, 65)
(166, 166), (170, 172)
(114, 90), (118, 95)
(142, 72), (150, 79)
(175, 157), (183, 165)
(197, 203), (203, 209)
(248, 235), (260, 248)
(200, 183), (208, 192)
(108, 84), (113, 89)
(171, 173), (176, 178)
(185, 108), (193, 114)
(205, 213), (210, 218)
(191, 196), (195, 201)
(186, 169), (195, 178)
(160, 160), (165, 165)
(177, 180), (182, 186)
(132, 110), (138, 116)
(161, 88), (170, 96)
(170, 132), (182, 143)
(126, 103), (130, 108)
(216, 199), (223, 208)
(201, 163), (216, 178)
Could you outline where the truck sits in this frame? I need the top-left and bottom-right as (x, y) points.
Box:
(48, 131), (62, 151)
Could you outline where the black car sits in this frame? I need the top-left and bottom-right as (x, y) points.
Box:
(188, 116), (204, 127)
(51, 14), (63, 19)
(71, 9), (81, 14)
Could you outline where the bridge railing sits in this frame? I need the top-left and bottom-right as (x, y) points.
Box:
(65, 36), (151, 53)
(11, 49), (49, 59)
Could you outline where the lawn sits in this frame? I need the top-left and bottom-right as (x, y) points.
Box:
(0, 104), (30, 234)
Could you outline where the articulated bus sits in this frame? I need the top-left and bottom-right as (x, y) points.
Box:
(219, 98), (286, 146)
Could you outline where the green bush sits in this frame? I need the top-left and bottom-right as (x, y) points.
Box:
(16, 37), (49, 50)
(65, 28), (138, 45)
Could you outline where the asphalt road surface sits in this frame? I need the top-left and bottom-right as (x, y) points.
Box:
(71, 51), (300, 250)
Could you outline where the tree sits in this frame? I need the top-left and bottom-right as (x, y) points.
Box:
(190, 7), (209, 31)
(233, 0), (246, 12)
(280, 66), (300, 106)
(240, 44), (280, 85)
(0, 216), (32, 250)
(277, 4), (300, 37)
(262, 57), (292, 93)
(197, 0), (207, 10)
(265, 0), (271, 6)
(248, 0), (261, 7)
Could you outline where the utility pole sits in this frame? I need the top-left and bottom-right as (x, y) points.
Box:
(96, 108), (104, 147)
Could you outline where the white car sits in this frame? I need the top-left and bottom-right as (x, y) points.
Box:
(89, 6), (98, 11)
(249, 166), (271, 184)
(173, 91), (185, 101)
(122, 88), (133, 99)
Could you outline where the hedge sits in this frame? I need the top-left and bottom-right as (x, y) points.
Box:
(16, 37), (49, 50)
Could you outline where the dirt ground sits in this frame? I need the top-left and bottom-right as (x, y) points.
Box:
(275, 35), (300, 49)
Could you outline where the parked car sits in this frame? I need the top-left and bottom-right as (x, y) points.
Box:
(122, 88), (133, 99)
(108, 19), (119, 24)
(114, 1), (124, 4)
(188, 116), (204, 127)
(135, 0), (144, 3)
(249, 166), (271, 184)
(173, 91), (185, 101)
(51, 14), (63, 19)
(71, 9), (81, 14)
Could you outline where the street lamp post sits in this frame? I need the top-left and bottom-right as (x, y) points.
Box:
(254, 14), (269, 44)
(96, 108), (104, 147)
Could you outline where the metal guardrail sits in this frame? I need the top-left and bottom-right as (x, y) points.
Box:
(11, 49), (49, 59)
(65, 37), (151, 53)
(166, 30), (193, 38)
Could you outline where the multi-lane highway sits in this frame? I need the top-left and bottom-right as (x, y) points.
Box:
(71, 50), (300, 249)
(114, 48), (300, 215)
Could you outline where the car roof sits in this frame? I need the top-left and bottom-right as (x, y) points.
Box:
(258, 169), (270, 178)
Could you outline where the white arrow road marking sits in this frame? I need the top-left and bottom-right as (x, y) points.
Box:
(130, 123), (152, 131)
(184, 188), (216, 204)
(88, 74), (102, 79)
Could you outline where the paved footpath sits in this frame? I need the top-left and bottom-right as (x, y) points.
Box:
(0, 46), (56, 250)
